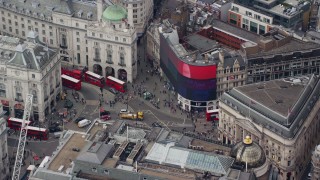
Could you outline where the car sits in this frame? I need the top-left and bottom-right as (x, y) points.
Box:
(152, 122), (162, 128)
(78, 119), (91, 128)
(64, 100), (73, 109)
(74, 117), (85, 123)
(120, 109), (128, 113)
(101, 114), (111, 121)
(72, 147), (80, 152)
(49, 126), (62, 133)
(308, 173), (311, 178)
(100, 110), (111, 116)
(108, 88), (119, 94)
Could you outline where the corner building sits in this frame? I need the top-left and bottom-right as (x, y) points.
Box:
(0, 0), (151, 82)
(219, 75), (320, 180)
(160, 28), (218, 112)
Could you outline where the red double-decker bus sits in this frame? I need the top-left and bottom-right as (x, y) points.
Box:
(206, 109), (219, 121)
(106, 76), (127, 93)
(61, 68), (83, 80)
(7, 117), (49, 140)
(61, 74), (82, 91)
(84, 71), (104, 87)
(7, 117), (31, 129)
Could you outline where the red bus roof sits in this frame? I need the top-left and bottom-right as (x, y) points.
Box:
(206, 109), (219, 113)
(106, 76), (125, 85)
(8, 117), (31, 124)
(61, 74), (80, 83)
(85, 71), (103, 79)
(26, 126), (47, 132)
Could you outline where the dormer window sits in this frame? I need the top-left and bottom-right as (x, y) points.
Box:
(78, 10), (83, 18)
(87, 12), (93, 19)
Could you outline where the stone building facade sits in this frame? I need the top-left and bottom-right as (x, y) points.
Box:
(0, 0), (151, 82)
(218, 75), (320, 180)
(0, 32), (60, 121)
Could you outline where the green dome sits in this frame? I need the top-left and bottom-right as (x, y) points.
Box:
(102, 5), (127, 22)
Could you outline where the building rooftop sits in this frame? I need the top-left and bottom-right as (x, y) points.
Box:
(145, 142), (234, 175)
(0, 0), (98, 21)
(0, 34), (57, 71)
(220, 75), (320, 138)
(76, 142), (114, 164)
(211, 20), (260, 43)
(246, 38), (320, 59)
(184, 34), (219, 53)
(269, 0), (310, 18)
(48, 133), (87, 172)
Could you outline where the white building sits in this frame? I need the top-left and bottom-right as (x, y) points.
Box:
(229, 3), (273, 34)
(0, 0), (151, 81)
(122, 0), (154, 37)
(0, 32), (61, 121)
(88, 4), (137, 82)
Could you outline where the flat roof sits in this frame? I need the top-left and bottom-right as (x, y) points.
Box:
(221, 75), (320, 138)
(48, 133), (87, 172)
(184, 34), (219, 53)
(211, 20), (260, 43)
(235, 78), (305, 116)
(247, 39), (320, 59)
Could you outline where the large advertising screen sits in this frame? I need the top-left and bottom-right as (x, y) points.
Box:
(160, 34), (217, 101)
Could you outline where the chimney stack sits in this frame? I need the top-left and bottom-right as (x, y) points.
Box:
(219, 50), (224, 64)
(204, 53), (209, 63)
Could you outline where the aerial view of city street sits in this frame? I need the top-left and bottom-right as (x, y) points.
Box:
(1, 0), (320, 180)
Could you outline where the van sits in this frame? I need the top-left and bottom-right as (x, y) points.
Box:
(54, 132), (63, 139)
(78, 119), (91, 128)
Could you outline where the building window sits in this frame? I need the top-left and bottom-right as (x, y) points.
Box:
(76, 31), (79, 35)
(77, 53), (80, 64)
(115, 36), (118, 41)
(123, 38), (126, 42)
(35, 28), (38, 32)
(32, 74), (35, 78)
(0, 83), (6, 97)
(107, 50), (112, 63)
(61, 34), (67, 46)
(77, 38), (80, 42)
(31, 90), (38, 103)
(250, 22), (258, 33)
(86, 47), (88, 52)
(95, 48), (100, 59)
(15, 22), (18, 26)
(92, 32), (95, 37)
(76, 23), (79, 27)
(42, 30), (45, 35)
(15, 29), (19, 34)
(288, 161), (291, 166)
(49, 26), (52, 29)
(77, 45), (80, 50)
(50, 39), (53, 44)
(22, 31), (25, 36)
(120, 53), (125, 65)
(259, 25), (265, 35)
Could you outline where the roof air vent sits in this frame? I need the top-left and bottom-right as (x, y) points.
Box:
(257, 86), (264, 89)
(280, 85), (288, 89)
(275, 99), (283, 104)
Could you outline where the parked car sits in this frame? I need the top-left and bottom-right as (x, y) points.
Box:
(72, 147), (80, 152)
(64, 100), (73, 109)
(74, 117), (85, 123)
(49, 126), (62, 133)
(101, 114), (111, 121)
(78, 119), (91, 128)
(108, 88), (119, 94)
(152, 122), (162, 128)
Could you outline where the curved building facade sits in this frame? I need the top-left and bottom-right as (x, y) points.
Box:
(160, 30), (217, 112)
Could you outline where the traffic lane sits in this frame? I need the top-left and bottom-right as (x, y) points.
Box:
(129, 98), (193, 124)
(80, 83), (101, 100)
